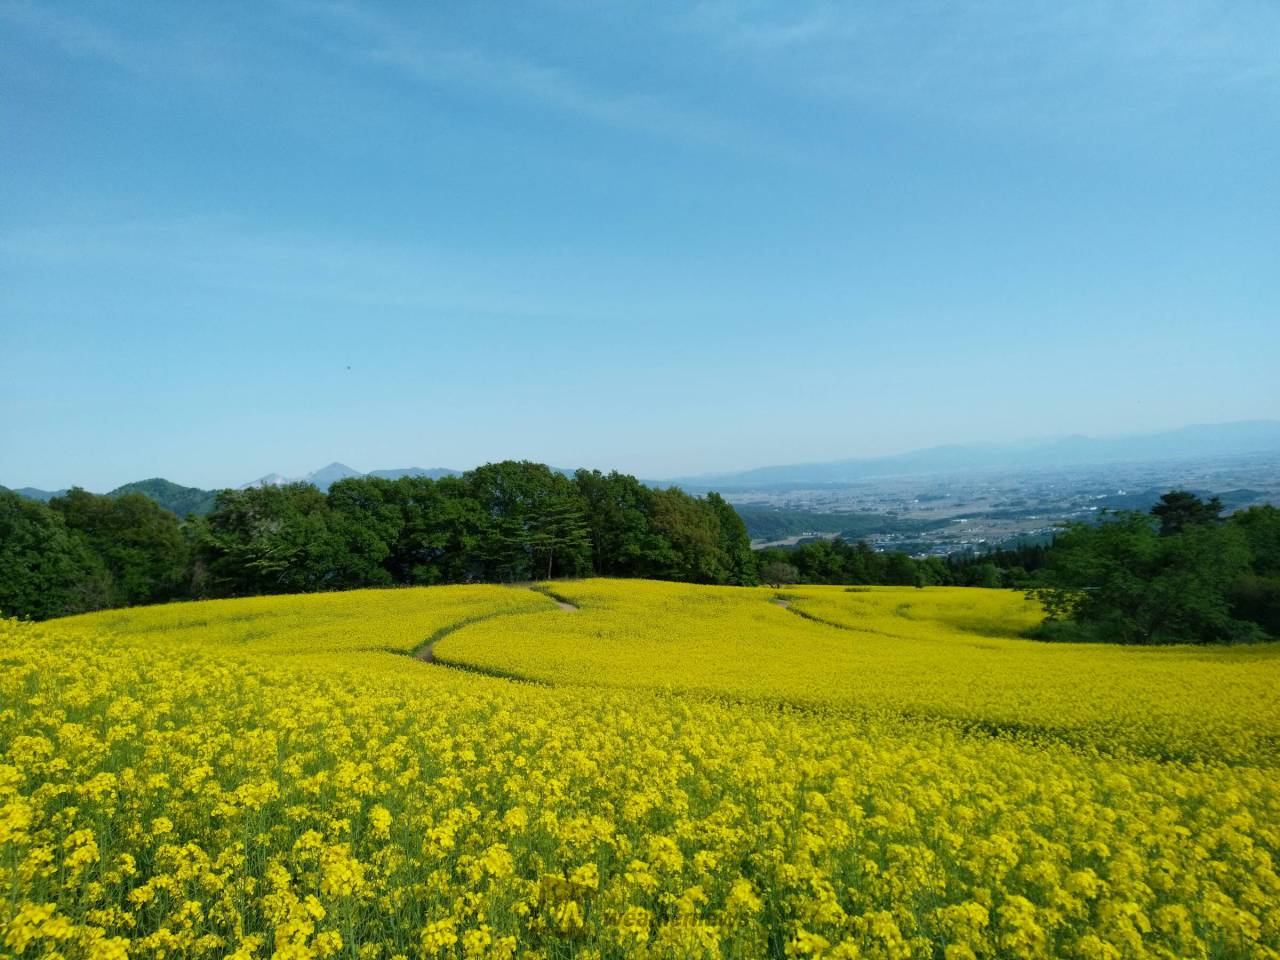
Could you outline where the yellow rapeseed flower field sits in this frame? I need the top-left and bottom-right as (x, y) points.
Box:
(440, 581), (1280, 763)
(3, 580), (1279, 959)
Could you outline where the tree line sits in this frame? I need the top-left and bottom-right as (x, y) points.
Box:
(754, 539), (1053, 590)
(4, 467), (1276, 645)
(0, 461), (756, 619)
(1029, 492), (1280, 645)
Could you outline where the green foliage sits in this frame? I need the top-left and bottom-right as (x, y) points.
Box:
(0, 490), (111, 619)
(466, 461), (592, 581)
(1031, 502), (1261, 645)
(706, 492), (758, 585)
(946, 542), (1052, 588)
(1232, 504), (1280, 574)
(754, 537), (930, 588)
(50, 488), (191, 607)
(732, 506), (843, 541)
(181, 463), (749, 604)
(1151, 488), (1223, 536)
(1229, 574), (1280, 637)
(1227, 505), (1280, 634)
(390, 476), (489, 584)
(729, 505), (955, 543)
(645, 487), (733, 584)
(574, 469), (674, 577)
(199, 483), (346, 595)
(967, 562), (1002, 589)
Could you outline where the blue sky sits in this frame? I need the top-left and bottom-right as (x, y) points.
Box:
(2, 1), (1278, 490)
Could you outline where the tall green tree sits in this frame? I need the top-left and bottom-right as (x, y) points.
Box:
(466, 462), (592, 581)
(200, 483), (346, 595)
(326, 477), (404, 587)
(1032, 511), (1257, 644)
(50, 488), (190, 606)
(574, 470), (674, 577)
(1228, 505), (1280, 636)
(706, 492), (758, 585)
(1151, 490), (1223, 536)
(648, 487), (732, 584)
(0, 490), (111, 619)
(381, 476), (487, 584)
(882, 551), (924, 587)
(1231, 504), (1280, 574)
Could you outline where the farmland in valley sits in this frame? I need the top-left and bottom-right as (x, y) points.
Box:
(3, 581), (1278, 959)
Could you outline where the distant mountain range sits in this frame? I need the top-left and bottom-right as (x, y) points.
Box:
(8, 420), (1279, 513)
(3, 478), (220, 516)
(10, 486), (68, 502)
(238, 463), (460, 492)
(5, 464), (463, 517)
(674, 420), (1280, 490)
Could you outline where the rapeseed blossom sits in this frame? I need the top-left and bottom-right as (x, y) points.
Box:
(2, 580), (1278, 958)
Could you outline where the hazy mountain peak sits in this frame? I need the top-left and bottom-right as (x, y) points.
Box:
(238, 473), (292, 490)
(10, 486), (67, 502)
(309, 461), (358, 475)
(366, 467), (461, 480)
(304, 463), (363, 490)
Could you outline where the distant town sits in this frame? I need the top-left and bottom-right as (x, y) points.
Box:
(727, 451), (1280, 557)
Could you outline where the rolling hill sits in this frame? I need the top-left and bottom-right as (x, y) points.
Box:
(108, 478), (220, 517)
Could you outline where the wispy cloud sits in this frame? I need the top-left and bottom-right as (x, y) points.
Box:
(0, 0), (778, 160)
(676, 0), (1280, 129)
(0, 0), (244, 81)
(291, 0), (767, 154)
(1, 0), (138, 68)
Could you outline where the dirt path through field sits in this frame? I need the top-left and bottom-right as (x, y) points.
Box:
(529, 585), (579, 612)
(413, 587), (577, 663)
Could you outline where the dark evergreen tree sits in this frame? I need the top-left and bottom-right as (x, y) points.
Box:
(1151, 490), (1223, 536)
(1227, 505), (1280, 636)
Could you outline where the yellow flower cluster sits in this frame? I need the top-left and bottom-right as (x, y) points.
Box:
(441, 580), (1280, 762)
(2, 579), (1278, 960)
